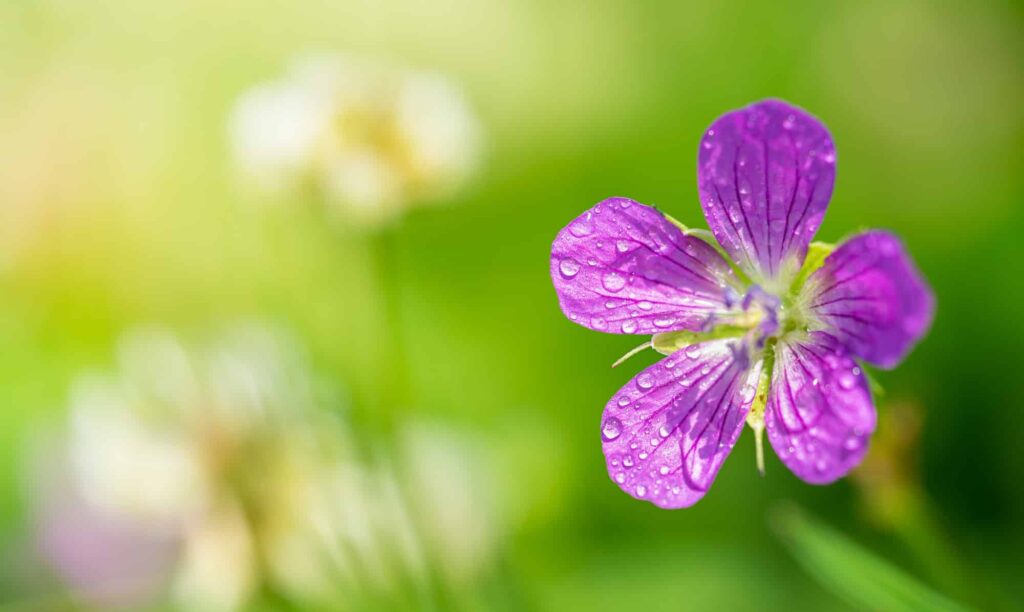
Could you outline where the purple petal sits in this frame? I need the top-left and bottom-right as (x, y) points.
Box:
(804, 231), (935, 369)
(601, 339), (761, 508)
(551, 198), (740, 334)
(698, 99), (836, 282)
(766, 333), (875, 484)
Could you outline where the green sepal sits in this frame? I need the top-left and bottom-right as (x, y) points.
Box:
(862, 365), (886, 403)
(651, 325), (748, 356)
(662, 213), (688, 233)
(790, 241), (835, 295)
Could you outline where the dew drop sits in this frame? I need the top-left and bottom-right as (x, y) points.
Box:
(838, 371), (856, 390)
(616, 240), (632, 253)
(638, 451), (649, 460)
(569, 217), (593, 237)
(653, 316), (675, 328)
(617, 396), (630, 407)
(591, 316), (607, 330)
(615, 472), (626, 483)
(658, 424), (672, 438)
(635, 485), (647, 497)
(659, 466), (670, 475)
(623, 455), (635, 467)
(637, 301), (653, 311)
(621, 320), (638, 333)
(637, 373), (654, 390)
(844, 436), (861, 452)
(602, 271), (627, 292)
(684, 345), (702, 359)
(602, 417), (623, 441)
(559, 258), (580, 278)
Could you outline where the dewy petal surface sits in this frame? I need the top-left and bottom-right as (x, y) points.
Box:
(551, 197), (739, 334)
(698, 99), (836, 284)
(803, 231), (935, 369)
(601, 339), (761, 508)
(766, 333), (875, 484)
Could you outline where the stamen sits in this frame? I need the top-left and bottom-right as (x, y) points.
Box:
(611, 339), (653, 368)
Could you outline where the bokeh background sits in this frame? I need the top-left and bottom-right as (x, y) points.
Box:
(0, 0), (1021, 610)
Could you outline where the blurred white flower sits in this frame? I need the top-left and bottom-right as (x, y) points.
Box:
(229, 54), (482, 227)
(30, 323), (516, 609)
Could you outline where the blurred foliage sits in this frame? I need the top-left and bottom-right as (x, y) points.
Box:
(771, 504), (969, 612)
(0, 0), (1021, 610)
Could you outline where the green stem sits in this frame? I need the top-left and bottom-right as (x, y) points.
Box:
(367, 228), (413, 430)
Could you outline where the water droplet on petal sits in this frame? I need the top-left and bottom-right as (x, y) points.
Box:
(621, 320), (638, 333)
(618, 396), (630, 407)
(623, 455), (635, 467)
(838, 371), (856, 390)
(602, 271), (627, 292)
(591, 316), (607, 330)
(616, 240), (632, 253)
(635, 485), (647, 497)
(559, 258), (580, 278)
(637, 373), (654, 390)
(659, 466), (670, 475)
(684, 345), (701, 359)
(637, 301), (653, 311)
(658, 424), (672, 438)
(653, 316), (675, 328)
(844, 436), (861, 451)
(569, 217), (593, 237)
(615, 472), (626, 483)
(602, 417), (622, 441)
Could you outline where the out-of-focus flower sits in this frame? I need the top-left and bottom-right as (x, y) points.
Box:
(229, 53), (482, 227)
(32, 324), (347, 609)
(30, 323), (516, 609)
(550, 99), (935, 508)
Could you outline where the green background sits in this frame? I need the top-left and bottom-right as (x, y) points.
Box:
(0, 0), (1020, 609)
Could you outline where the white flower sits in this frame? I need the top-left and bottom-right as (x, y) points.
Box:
(228, 54), (482, 227)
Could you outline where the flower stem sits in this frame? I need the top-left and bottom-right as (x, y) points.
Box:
(368, 227), (413, 430)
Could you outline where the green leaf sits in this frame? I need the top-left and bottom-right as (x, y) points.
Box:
(770, 504), (973, 612)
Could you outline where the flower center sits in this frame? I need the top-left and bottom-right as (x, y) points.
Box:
(727, 285), (783, 342)
(648, 284), (810, 367)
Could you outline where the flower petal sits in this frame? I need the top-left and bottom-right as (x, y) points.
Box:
(804, 231), (935, 369)
(698, 99), (836, 284)
(551, 198), (739, 334)
(766, 333), (875, 484)
(601, 339), (761, 508)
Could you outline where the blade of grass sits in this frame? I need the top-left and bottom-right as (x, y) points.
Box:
(770, 504), (972, 612)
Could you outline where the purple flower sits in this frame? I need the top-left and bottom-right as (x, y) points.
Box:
(550, 99), (934, 508)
